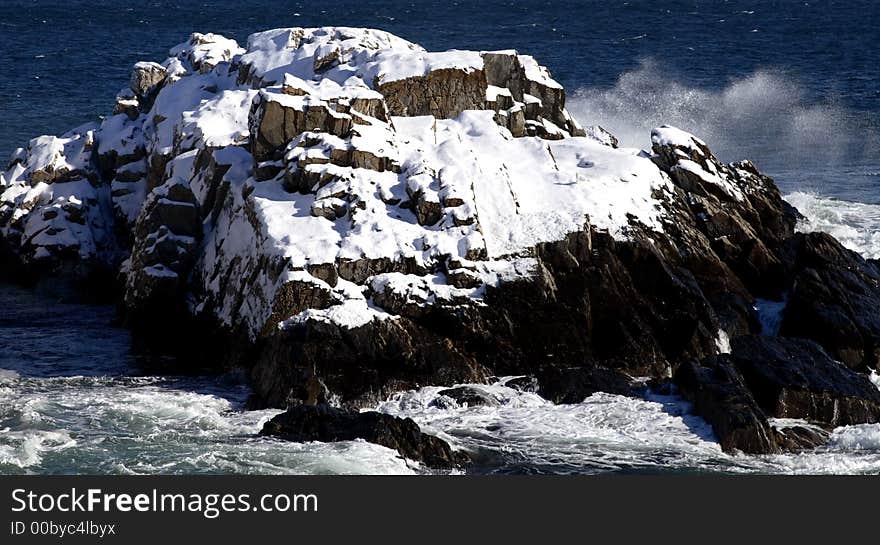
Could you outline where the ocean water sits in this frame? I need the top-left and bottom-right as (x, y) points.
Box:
(1, 0), (879, 474)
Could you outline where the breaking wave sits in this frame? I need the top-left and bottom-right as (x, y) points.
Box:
(567, 58), (880, 171)
(568, 60), (880, 261)
(377, 380), (880, 475)
(785, 192), (880, 259)
(0, 373), (416, 475)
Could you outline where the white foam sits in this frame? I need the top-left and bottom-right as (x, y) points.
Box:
(376, 381), (728, 473)
(828, 424), (880, 451)
(784, 191), (880, 259)
(870, 370), (880, 391)
(0, 375), (414, 475)
(0, 429), (76, 468)
(375, 380), (880, 474)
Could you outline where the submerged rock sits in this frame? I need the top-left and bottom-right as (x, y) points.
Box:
(434, 386), (500, 407)
(260, 404), (466, 468)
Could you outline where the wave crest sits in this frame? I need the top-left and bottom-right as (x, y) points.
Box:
(567, 58), (879, 170)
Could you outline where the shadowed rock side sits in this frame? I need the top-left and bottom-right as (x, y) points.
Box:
(675, 336), (880, 453)
(260, 404), (466, 468)
(2, 27), (880, 457)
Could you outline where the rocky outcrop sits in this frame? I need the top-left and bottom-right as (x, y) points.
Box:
(730, 336), (880, 425)
(260, 404), (466, 468)
(674, 356), (779, 454)
(675, 336), (880, 454)
(535, 366), (637, 404)
(780, 232), (880, 370)
(3, 26), (880, 460)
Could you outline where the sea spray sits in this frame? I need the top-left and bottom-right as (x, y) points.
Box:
(567, 58), (880, 171)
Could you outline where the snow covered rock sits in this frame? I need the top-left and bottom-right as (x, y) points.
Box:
(3, 27), (880, 452)
(651, 125), (799, 297)
(130, 62), (168, 101)
(0, 125), (114, 277)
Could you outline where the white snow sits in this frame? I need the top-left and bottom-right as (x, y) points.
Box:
(715, 329), (732, 354)
(651, 125), (708, 150)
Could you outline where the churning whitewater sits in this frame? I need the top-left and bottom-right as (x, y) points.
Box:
(3, 279), (880, 475)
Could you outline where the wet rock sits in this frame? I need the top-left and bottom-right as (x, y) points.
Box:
(728, 336), (880, 426)
(770, 421), (831, 451)
(252, 317), (488, 409)
(435, 386), (500, 407)
(260, 404), (467, 468)
(503, 376), (540, 393)
(536, 366), (636, 404)
(674, 357), (780, 454)
(780, 232), (880, 370)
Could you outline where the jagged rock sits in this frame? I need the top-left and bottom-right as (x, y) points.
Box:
(728, 336), (880, 426)
(771, 420), (831, 451)
(651, 126), (798, 298)
(249, 91), (354, 162)
(780, 232), (880, 370)
(482, 51), (584, 137)
(130, 62), (167, 100)
(260, 404), (467, 468)
(674, 357), (779, 454)
(676, 336), (880, 454)
(585, 125), (619, 148)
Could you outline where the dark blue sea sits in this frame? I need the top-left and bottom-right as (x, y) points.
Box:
(1, 1), (880, 474)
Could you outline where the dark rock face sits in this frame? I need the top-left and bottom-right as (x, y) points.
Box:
(674, 357), (779, 454)
(780, 232), (880, 371)
(251, 317), (488, 409)
(259, 404), (466, 469)
(536, 366), (636, 404)
(729, 336), (880, 426)
(772, 423), (831, 452)
(675, 336), (880, 454)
